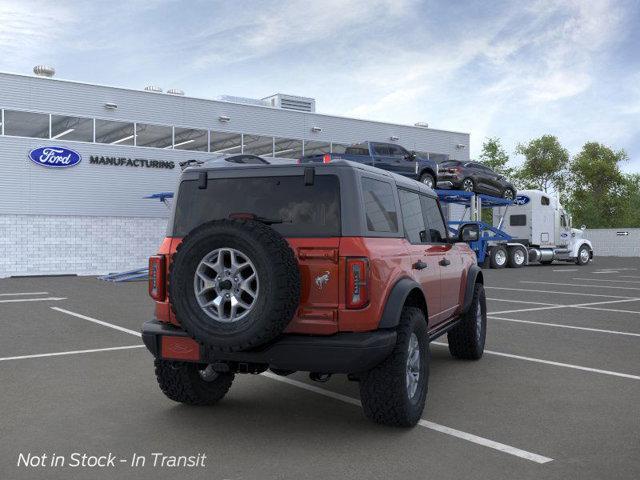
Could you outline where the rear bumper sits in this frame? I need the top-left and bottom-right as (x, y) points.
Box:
(141, 320), (397, 374)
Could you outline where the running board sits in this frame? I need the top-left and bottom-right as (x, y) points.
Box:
(428, 317), (462, 342)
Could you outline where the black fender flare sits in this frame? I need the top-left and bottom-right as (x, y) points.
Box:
(378, 278), (425, 329)
(462, 265), (483, 313)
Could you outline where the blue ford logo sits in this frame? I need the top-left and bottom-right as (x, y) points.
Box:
(28, 146), (82, 168)
(514, 195), (530, 205)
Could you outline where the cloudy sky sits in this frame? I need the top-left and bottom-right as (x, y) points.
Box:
(1, 0), (639, 171)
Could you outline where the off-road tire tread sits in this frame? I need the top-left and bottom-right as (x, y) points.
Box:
(154, 359), (234, 405)
(448, 283), (486, 360)
(169, 219), (300, 352)
(359, 307), (429, 427)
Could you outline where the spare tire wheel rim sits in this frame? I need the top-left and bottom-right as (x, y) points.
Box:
(406, 333), (421, 399)
(193, 247), (259, 323)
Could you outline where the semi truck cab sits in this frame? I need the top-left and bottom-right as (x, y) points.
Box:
(495, 190), (593, 265)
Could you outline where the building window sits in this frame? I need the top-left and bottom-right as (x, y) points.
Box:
(243, 135), (274, 156)
(361, 177), (398, 233)
(50, 114), (94, 142)
(135, 123), (173, 148)
(173, 127), (208, 151)
(95, 119), (135, 145)
(303, 140), (331, 156)
(273, 137), (303, 159)
(3, 110), (50, 139)
(210, 131), (242, 154)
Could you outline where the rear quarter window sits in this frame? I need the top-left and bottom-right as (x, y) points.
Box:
(173, 175), (341, 237)
(361, 177), (398, 233)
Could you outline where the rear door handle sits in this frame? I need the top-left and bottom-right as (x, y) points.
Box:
(439, 258), (451, 267)
(412, 260), (428, 270)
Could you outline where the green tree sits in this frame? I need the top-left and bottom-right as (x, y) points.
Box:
(619, 174), (640, 227)
(515, 135), (569, 193)
(479, 137), (515, 178)
(566, 142), (628, 228)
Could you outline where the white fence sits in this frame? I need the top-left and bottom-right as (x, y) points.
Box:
(583, 228), (640, 257)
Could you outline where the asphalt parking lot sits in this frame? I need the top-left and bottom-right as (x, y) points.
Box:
(1, 257), (639, 480)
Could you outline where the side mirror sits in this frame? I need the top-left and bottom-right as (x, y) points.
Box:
(458, 223), (480, 242)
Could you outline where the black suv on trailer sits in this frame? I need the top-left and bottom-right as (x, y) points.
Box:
(437, 160), (516, 199)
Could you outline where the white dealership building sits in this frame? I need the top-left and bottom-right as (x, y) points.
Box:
(0, 68), (470, 277)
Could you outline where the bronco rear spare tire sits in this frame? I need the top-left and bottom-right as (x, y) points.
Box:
(169, 219), (300, 353)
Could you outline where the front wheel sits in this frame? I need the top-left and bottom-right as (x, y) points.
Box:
(576, 245), (591, 265)
(359, 307), (429, 427)
(419, 172), (435, 189)
(154, 359), (235, 405)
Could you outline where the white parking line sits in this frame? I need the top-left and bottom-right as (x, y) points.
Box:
(0, 345), (144, 362)
(552, 269), (578, 272)
(0, 292), (49, 296)
(618, 275), (640, 279)
(573, 278), (640, 284)
(520, 281), (640, 291)
(490, 297), (640, 315)
(261, 372), (553, 464)
(486, 286), (638, 299)
(573, 305), (640, 315)
(432, 342), (640, 381)
(489, 315), (640, 338)
(487, 298), (559, 306)
(0, 297), (67, 304)
(51, 307), (142, 337)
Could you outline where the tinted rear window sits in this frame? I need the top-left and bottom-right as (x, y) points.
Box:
(440, 160), (461, 167)
(173, 175), (340, 237)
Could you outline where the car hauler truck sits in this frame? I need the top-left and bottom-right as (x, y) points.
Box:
(438, 189), (593, 268)
(493, 189), (593, 266)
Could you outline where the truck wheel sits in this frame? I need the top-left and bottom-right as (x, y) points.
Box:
(576, 245), (591, 265)
(169, 219), (300, 352)
(462, 178), (475, 192)
(419, 172), (435, 189)
(489, 245), (507, 269)
(507, 246), (526, 268)
(359, 307), (429, 427)
(448, 283), (486, 360)
(154, 359), (235, 405)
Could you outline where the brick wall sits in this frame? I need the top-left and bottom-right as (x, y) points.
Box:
(0, 215), (168, 277)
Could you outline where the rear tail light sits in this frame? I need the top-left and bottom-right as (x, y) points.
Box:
(149, 255), (166, 301)
(346, 257), (369, 309)
(322, 153), (332, 164)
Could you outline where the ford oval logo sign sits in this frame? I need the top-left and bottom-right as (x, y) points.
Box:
(28, 146), (82, 168)
(514, 195), (530, 205)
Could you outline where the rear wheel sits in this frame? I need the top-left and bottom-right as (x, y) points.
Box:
(154, 359), (235, 405)
(448, 283), (486, 360)
(507, 246), (526, 268)
(490, 245), (507, 269)
(359, 307), (429, 427)
(462, 178), (475, 192)
(419, 172), (435, 189)
(502, 188), (516, 200)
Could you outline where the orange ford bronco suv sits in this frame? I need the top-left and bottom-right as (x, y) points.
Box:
(142, 159), (486, 427)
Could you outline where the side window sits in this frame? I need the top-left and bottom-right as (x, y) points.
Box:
(560, 215), (567, 228)
(387, 145), (405, 158)
(420, 195), (448, 243)
(373, 144), (390, 156)
(541, 196), (550, 206)
(510, 214), (527, 226)
(399, 190), (427, 243)
(361, 178), (398, 233)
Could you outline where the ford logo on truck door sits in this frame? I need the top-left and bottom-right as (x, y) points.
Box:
(28, 146), (82, 168)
